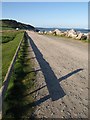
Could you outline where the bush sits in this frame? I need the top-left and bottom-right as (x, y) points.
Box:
(2, 30), (23, 43)
(14, 62), (24, 77)
(2, 36), (15, 43)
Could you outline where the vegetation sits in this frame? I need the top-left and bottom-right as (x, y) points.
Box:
(45, 33), (89, 43)
(0, 38), (1, 87)
(0, 37), (1, 43)
(2, 31), (24, 82)
(0, 19), (35, 31)
(3, 36), (36, 119)
(1, 19), (37, 119)
(2, 30), (23, 43)
(1, 27), (14, 30)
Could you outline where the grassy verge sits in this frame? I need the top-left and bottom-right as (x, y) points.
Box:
(0, 44), (2, 87)
(2, 31), (24, 82)
(3, 36), (36, 119)
(2, 27), (15, 30)
(2, 30), (23, 43)
(44, 33), (90, 43)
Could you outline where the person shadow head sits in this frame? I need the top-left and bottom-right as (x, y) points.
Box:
(27, 34), (65, 101)
(23, 32), (84, 109)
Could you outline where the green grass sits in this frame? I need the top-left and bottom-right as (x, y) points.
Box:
(0, 44), (2, 87)
(3, 37), (36, 119)
(45, 33), (89, 43)
(0, 21), (15, 30)
(88, 39), (90, 43)
(2, 27), (15, 30)
(2, 31), (24, 82)
(0, 32), (2, 44)
(2, 30), (23, 43)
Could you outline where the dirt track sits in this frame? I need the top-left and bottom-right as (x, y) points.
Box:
(27, 31), (88, 118)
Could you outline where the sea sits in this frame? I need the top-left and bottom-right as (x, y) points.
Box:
(37, 28), (90, 34)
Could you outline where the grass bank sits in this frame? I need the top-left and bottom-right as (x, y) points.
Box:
(43, 33), (90, 43)
(2, 30), (23, 43)
(2, 31), (24, 82)
(3, 35), (36, 119)
(2, 27), (14, 30)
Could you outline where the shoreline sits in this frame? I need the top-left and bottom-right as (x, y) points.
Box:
(37, 27), (89, 34)
(37, 28), (90, 41)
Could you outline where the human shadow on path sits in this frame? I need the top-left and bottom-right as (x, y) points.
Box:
(24, 68), (83, 98)
(26, 34), (83, 107)
(59, 68), (83, 82)
(28, 35), (66, 101)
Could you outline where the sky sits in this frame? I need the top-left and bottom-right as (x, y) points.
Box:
(2, 2), (88, 28)
(2, 0), (89, 2)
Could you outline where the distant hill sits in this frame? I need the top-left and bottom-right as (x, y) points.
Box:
(0, 19), (36, 30)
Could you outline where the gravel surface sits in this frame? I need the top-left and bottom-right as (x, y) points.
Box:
(27, 31), (88, 119)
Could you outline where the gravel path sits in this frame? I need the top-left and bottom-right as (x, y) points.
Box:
(27, 31), (88, 119)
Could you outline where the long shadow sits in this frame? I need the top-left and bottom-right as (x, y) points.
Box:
(22, 34), (84, 110)
(28, 35), (66, 101)
(23, 95), (50, 109)
(25, 69), (41, 75)
(59, 68), (83, 82)
(25, 57), (36, 61)
(24, 68), (83, 98)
